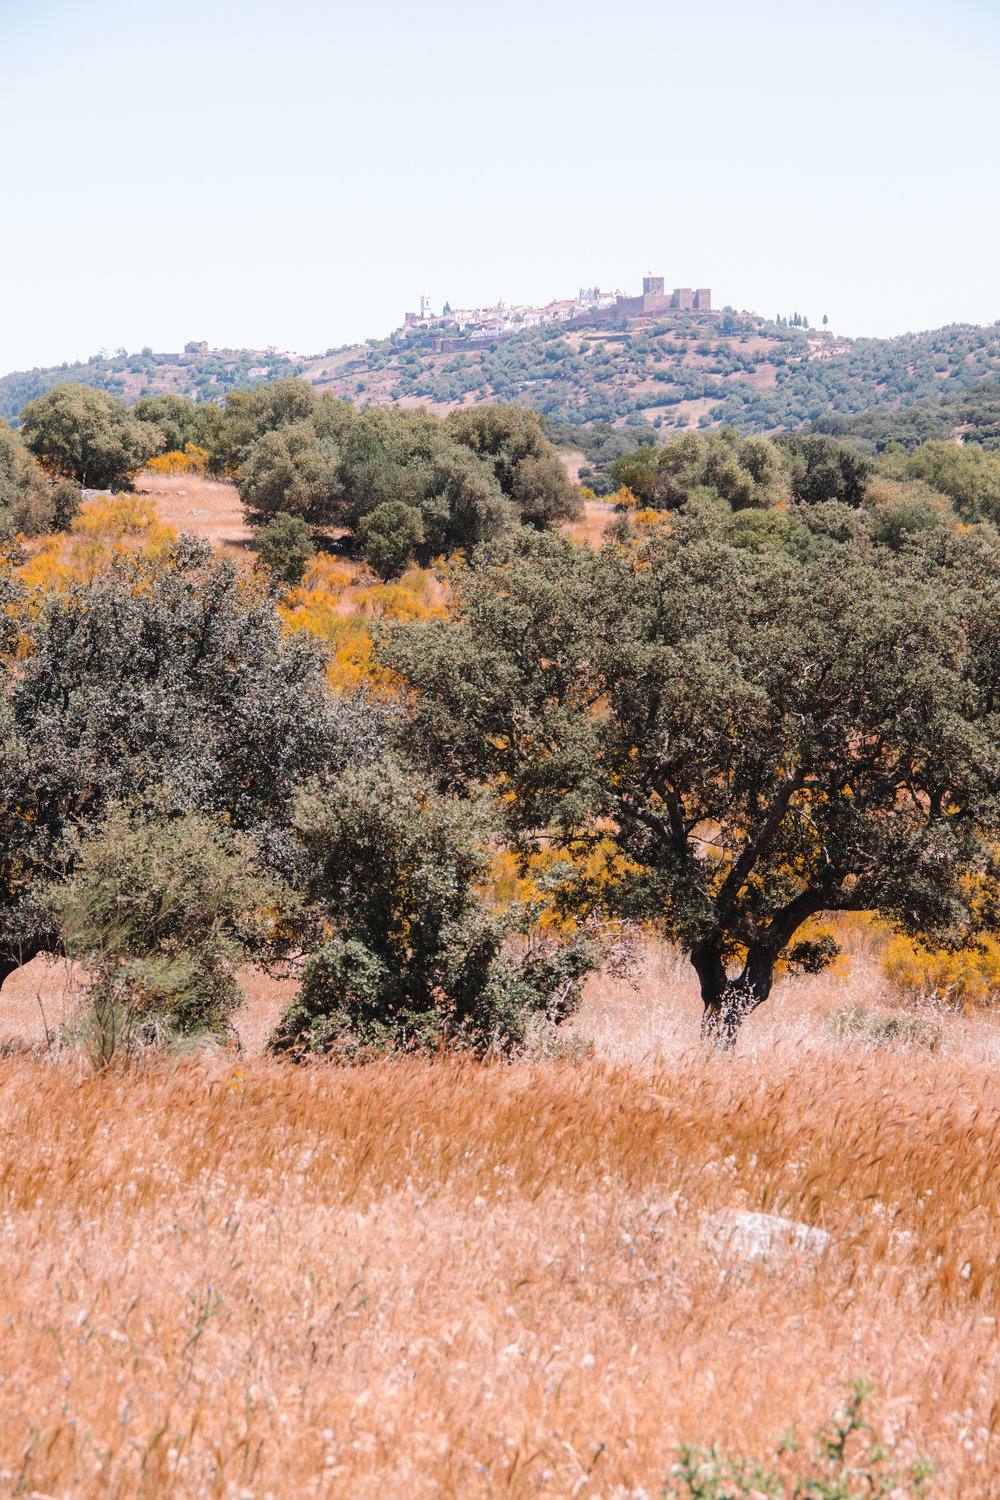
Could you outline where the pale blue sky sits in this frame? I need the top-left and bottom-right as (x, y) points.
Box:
(1, 0), (997, 372)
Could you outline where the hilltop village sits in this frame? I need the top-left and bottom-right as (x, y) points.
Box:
(401, 274), (714, 347)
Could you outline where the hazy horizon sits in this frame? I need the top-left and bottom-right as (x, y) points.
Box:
(2, 0), (998, 375)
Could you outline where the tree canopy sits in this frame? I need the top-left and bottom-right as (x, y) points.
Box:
(0, 537), (387, 984)
(376, 519), (1000, 1044)
(20, 383), (162, 491)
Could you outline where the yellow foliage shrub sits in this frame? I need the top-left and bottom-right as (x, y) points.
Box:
(139, 522), (180, 560)
(278, 561), (444, 694)
(607, 485), (639, 510)
(633, 507), (671, 529)
(17, 537), (72, 592)
(883, 935), (1000, 1008)
(14, 498), (178, 592)
(146, 444), (209, 477)
(72, 495), (160, 540)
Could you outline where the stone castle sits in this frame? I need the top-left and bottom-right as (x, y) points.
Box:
(402, 274), (713, 350)
(612, 276), (712, 318)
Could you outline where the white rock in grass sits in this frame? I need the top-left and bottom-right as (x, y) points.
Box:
(703, 1210), (831, 1266)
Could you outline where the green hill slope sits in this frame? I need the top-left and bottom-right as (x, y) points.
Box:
(0, 347), (299, 425)
(4, 310), (1000, 436)
(299, 310), (1000, 434)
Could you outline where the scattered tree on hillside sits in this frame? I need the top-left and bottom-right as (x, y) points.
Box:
(357, 501), (425, 581)
(253, 511), (316, 585)
(608, 429), (788, 513)
(447, 404), (582, 526)
(884, 439), (1000, 525)
(774, 432), (874, 507)
(213, 379), (352, 476)
(334, 405), (513, 552)
(134, 392), (224, 457)
(19, 384), (161, 491)
(239, 421), (342, 526)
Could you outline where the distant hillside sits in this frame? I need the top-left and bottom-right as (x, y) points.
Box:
(300, 311), (1000, 434)
(4, 309), (1000, 436)
(0, 347), (301, 424)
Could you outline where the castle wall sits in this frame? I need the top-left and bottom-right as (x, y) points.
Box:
(424, 278), (716, 351)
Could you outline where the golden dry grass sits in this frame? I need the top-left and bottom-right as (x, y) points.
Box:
(2, 946), (1000, 1497)
(564, 500), (618, 548)
(134, 473), (253, 558)
(4, 490), (998, 1496)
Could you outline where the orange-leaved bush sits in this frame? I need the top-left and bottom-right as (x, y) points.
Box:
(883, 934), (1000, 1009)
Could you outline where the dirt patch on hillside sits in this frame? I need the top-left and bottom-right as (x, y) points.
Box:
(559, 449), (588, 484)
(563, 499), (616, 545)
(135, 473), (252, 557)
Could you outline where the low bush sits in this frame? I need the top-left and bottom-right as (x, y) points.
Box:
(357, 500), (425, 580)
(57, 809), (284, 1066)
(825, 1005), (941, 1053)
(268, 759), (597, 1060)
(664, 1381), (931, 1498)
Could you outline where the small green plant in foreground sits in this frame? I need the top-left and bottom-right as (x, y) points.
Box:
(665, 1382), (933, 1498)
(825, 1005), (941, 1053)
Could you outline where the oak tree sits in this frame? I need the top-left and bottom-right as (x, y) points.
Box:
(19, 383), (161, 491)
(377, 520), (1000, 1045)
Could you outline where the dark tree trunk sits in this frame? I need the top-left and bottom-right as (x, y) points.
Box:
(692, 940), (776, 1051)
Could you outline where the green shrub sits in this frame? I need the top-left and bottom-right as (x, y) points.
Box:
(50, 480), (81, 531)
(268, 760), (597, 1060)
(57, 809), (284, 1066)
(254, 511), (315, 585)
(357, 500), (425, 580)
(0, 418), (55, 534)
(825, 1005), (941, 1052)
(664, 1381), (931, 1498)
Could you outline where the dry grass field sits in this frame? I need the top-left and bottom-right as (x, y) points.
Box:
(134, 473), (254, 558)
(3, 941), (1000, 1499)
(4, 482), (999, 1496)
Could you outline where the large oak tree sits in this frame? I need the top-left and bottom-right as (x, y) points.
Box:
(377, 515), (1000, 1045)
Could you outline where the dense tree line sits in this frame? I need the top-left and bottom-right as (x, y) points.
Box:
(5, 398), (1000, 1052)
(7, 316), (1000, 439)
(16, 379), (582, 575)
(349, 316), (1000, 430)
(0, 348), (297, 424)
